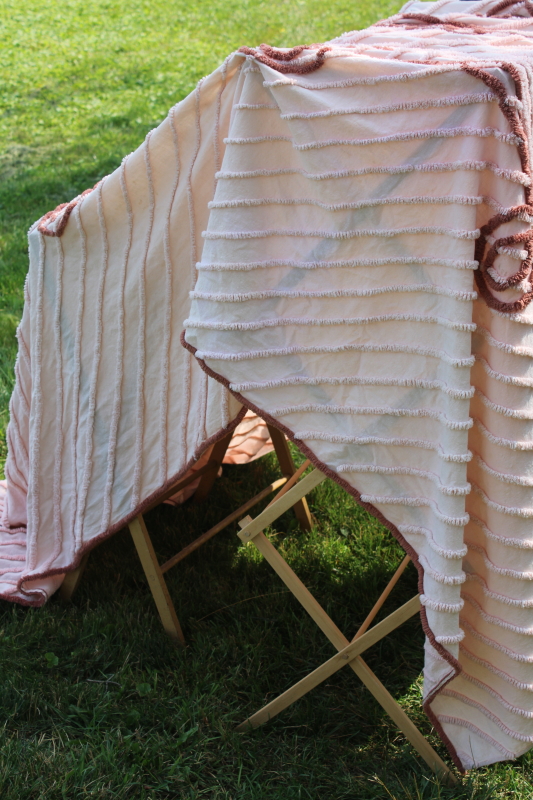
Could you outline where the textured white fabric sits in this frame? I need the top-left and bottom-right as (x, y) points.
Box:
(1, 63), (248, 605)
(184, 1), (533, 770)
(4, 0), (533, 771)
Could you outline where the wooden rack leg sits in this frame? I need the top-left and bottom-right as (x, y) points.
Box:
(237, 527), (455, 783)
(267, 424), (312, 531)
(350, 656), (455, 783)
(129, 514), (185, 645)
(59, 552), (90, 602)
(236, 595), (420, 731)
(161, 477), (287, 573)
(193, 430), (234, 504)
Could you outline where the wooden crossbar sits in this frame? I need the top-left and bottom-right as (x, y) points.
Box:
(58, 460), (218, 605)
(266, 459), (311, 508)
(353, 554), (411, 640)
(235, 468), (456, 783)
(59, 552), (90, 602)
(160, 477), (287, 573)
(191, 430), (234, 504)
(239, 468), (326, 542)
(129, 475), (292, 642)
(266, 426), (312, 530)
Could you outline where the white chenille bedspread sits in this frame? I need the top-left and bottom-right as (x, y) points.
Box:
(5, 0), (533, 770)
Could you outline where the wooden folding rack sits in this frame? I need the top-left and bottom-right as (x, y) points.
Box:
(236, 467), (456, 783)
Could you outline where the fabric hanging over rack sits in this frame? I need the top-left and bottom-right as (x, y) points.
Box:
(3, 0), (533, 771)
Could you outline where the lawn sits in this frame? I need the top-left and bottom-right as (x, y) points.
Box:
(1, 0), (532, 797)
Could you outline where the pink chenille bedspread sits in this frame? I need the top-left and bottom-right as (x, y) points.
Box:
(4, 0), (533, 770)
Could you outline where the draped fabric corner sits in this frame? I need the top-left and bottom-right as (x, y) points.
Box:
(1, 56), (251, 604)
(4, 0), (533, 771)
(184, 0), (533, 770)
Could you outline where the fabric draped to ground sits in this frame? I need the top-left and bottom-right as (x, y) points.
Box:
(4, 0), (533, 771)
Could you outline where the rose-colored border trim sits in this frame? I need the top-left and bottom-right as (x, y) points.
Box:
(37, 183), (100, 238)
(258, 44), (308, 62)
(487, 0), (533, 17)
(238, 43), (331, 75)
(0, 404), (248, 606)
(403, 14), (470, 29)
(401, 13), (485, 33)
(180, 331), (465, 773)
(362, 29), (533, 314)
(462, 64), (533, 313)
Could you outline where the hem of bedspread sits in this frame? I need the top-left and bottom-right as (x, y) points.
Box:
(180, 330), (466, 775)
(0, 403), (248, 607)
(0, 587), (47, 608)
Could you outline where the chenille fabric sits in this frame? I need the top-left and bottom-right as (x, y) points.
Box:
(4, 0), (533, 770)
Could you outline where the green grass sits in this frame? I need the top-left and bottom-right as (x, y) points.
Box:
(1, 0), (533, 797)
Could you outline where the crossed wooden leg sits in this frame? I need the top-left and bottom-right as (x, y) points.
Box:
(236, 468), (456, 783)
